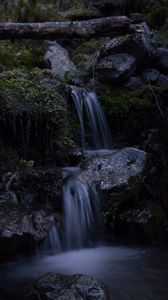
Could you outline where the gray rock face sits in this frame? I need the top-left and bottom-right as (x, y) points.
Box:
(29, 273), (109, 300)
(44, 42), (76, 76)
(156, 47), (168, 73)
(0, 205), (54, 260)
(81, 148), (147, 191)
(99, 29), (156, 65)
(96, 53), (136, 84)
(80, 148), (147, 242)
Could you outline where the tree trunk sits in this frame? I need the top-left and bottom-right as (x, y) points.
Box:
(0, 16), (131, 39)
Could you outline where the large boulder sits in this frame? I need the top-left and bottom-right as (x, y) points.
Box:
(81, 147), (147, 242)
(81, 148), (147, 191)
(44, 42), (76, 76)
(29, 273), (109, 300)
(96, 53), (136, 84)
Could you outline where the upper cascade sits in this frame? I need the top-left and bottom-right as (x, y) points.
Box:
(71, 87), (112, 151)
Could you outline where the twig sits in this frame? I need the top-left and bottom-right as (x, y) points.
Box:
(145, 74), (164, 118)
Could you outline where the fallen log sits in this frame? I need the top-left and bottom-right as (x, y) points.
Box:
(0, 16), (131, 40)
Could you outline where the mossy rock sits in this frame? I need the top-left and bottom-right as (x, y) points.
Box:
(0, 69), (77, 165)
(0, 40), (48, 70)
(97, 84), (165, 145)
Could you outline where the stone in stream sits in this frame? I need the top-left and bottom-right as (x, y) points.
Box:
(29, 273), (109, 300)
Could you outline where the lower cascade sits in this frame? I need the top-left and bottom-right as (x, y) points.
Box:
(60, 88), (112, 251)
(63, 174), (100, 250)
(40, 224), (62, 255)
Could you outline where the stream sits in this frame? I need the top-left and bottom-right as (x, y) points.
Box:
(0, 88), (168, 299)
(0, 245), (168, 300)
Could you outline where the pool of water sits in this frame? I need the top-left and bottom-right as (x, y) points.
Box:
(0, 245), (168, 300)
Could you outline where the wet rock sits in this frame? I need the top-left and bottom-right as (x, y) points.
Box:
(96, 53), (136, 84)
(124, 76), (143, 90)
(156, 74), (168, 87)
(81, 148), (147, 191)
(81, 147), (147, 242)
(156, 47), (168, 74)
(44, 42), (76, 76)
(0, 205), (54, 261)
(99, 28), (156, 66)
(29, 273), (109, 300)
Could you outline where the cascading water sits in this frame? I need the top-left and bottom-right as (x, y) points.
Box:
(71, 87), (112, 150)
(63, 174), (100, 250)
(40, 88), (111, 253)
(40, 224), (62, 255)
(62, 87), (112, 251)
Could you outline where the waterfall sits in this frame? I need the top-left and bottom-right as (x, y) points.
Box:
(40, 224), (62, 255)
(71, 87), (112, 150)
(43, 87), (110, 253)
(63, 174), (100, 250)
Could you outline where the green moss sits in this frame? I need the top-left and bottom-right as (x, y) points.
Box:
(147, 3), (168, 29)
(74, 38), (107, 56)
(0, 69), (66, 124)
(96, 84), (160, 144)
(0, 69), (79, 164)
(10, 0), (36, 22)
(34, 3), (66, 22)
(0, 40), (48, 70)
(100, 86), (153, 115)
(72, 38), (107, 71)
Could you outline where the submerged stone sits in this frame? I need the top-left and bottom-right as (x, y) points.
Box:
(29, 273), (109, 300)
